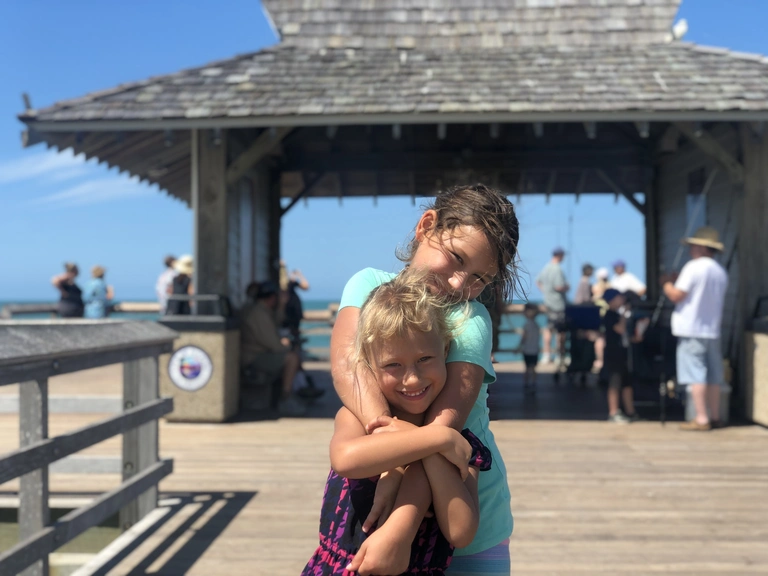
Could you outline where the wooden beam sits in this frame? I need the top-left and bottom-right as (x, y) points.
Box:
(283, 148), (649, 173)
(533, 122), (544, 139)
(192, 128), (228, 298)
(595, 169), (646, 215)
(226, 127), (291, 186)
(657, 124), (680, 154)
(281, 173), (326, 216)
(675, 122), (745, 183)
(584, 122), (597, 140)
(635, 121), (650, 139)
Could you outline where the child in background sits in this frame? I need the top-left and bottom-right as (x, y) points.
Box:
(303, 270), (492, 576)
(517, 303), (541, 395)
(601, 289), (639, 424)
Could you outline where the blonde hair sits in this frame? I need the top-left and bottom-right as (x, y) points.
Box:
(354, 268), (455, 374)
(92, 265), (105, 279)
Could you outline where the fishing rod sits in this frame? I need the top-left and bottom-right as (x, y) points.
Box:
(651, 167), (720, 326)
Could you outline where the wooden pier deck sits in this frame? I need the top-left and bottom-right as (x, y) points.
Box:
(1, 364), (767, 574)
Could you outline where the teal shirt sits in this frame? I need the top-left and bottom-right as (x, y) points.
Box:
(339, 268), (513, 556)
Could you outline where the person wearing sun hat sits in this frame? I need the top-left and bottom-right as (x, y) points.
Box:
(166, 255), (194, 315)
(662, 226), (728, 431)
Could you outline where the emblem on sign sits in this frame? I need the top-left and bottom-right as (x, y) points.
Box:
(168, 346), (213, 391)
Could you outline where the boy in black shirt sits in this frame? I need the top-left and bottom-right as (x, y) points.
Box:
(602, 289), (639, 424)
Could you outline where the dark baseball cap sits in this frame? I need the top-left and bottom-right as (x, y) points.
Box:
(256, 280), (279, 299)
(552, 247), (565, 256)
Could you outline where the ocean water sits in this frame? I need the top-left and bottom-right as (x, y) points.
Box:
(1, 299), (540, 362)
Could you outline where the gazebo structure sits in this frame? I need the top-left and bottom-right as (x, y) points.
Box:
(18, 0), (768, 418)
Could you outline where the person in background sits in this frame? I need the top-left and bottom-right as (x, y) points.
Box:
(83, 266), (114, 319)
(156, 255), (177, 315)
(536, 247), (569, 364)
(662, 226), (728, 431)
(516, 303), (541, 395)
(240, 280), (304, 417)
(601, 289), (639, 424)
(279, 261), (310, 343)
(166, 255), (193, 315)
(591, 267), (611, 302)
(574, 264), (594, 305)
(610, 260), (646, 297)
(51, 263), (84, 318)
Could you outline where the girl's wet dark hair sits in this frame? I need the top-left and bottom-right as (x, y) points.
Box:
(399, 184), (521, 300)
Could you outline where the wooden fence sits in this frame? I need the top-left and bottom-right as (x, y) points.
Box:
(0, 320), (177, 576)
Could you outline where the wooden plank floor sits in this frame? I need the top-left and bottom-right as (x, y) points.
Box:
(1, 364), (767, 574)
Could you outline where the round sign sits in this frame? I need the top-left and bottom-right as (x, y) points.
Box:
(168, 346), (213, 392)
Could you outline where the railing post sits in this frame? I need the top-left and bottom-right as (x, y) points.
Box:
(120, 355), (159, 530)
(19, 378), (49, 576)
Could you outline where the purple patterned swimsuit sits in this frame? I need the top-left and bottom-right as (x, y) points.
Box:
(302, 429), (492, 576)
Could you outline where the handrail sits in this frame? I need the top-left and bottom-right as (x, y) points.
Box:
(0, 301), (161, 319)
(0, 321), (177, 576)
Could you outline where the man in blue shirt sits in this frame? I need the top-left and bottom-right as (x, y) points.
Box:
(536, 247), (570, 364)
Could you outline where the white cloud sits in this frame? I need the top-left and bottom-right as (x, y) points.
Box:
(0, 149), (93, 184)
(29, 176), (156, 207)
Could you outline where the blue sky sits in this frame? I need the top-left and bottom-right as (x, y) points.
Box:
(1, 1), (765, 301)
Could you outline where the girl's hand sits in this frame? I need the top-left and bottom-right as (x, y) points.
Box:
(440, 430), (472, 480)
(346, 522), (411, 576)
(365, 415), (418, 435)
(362, 468), (403, 533)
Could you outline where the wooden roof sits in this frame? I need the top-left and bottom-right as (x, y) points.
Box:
(19, 43), (768, 126)
(263, 0), (683, 50)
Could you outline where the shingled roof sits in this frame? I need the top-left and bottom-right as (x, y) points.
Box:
(21, 43), (768, 126)
(18, 0), (768, 127)
(263, 0), (682, 50)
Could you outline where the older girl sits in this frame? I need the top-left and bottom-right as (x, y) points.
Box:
(331, 184), (519, 575)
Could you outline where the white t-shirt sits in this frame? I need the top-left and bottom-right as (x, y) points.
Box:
(610, 271), (646, 295)
(520, 318), (541, 355)
(671, 256), (728, 339)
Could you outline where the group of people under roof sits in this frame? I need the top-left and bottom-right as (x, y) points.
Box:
(529, 226), (728, 429)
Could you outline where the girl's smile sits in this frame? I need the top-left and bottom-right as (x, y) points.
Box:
(372, 329), (449, 415)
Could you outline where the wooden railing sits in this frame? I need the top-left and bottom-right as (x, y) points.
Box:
(299, 303), (545, 360)
(0, 301), (161, 319)
(0, 320), (177, 576)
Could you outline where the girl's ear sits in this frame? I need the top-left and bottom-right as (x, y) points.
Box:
(415, 209), (438, 242)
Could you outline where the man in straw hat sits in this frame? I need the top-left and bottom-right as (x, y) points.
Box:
(662, 227), (728, 431)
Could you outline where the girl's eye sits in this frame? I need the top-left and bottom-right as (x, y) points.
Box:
(418, 356), (433, 363)
(384, 363), (401, 368)
(452, 252), (464, 265)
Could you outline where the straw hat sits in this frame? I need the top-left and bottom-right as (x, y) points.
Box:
(683, 226), (724, 251)
(174, 255), (194, 275)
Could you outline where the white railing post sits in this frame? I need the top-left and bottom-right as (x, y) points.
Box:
(19, 378), (49, 576)
(120, 356), (160, 530)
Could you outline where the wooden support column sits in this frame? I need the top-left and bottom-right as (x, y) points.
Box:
(739, 125), (768, 414)
(268, 169), (282, 284)
(192, 129), (228, 301)
(19, 378), (49, 576)
(644, 167), (660, 301)
(120, 356), (159, 531)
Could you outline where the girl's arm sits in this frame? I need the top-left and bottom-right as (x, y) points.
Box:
(423, 362), (485, 430)
(422, 455), (481, 548)
(331, 408), (470, 480)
